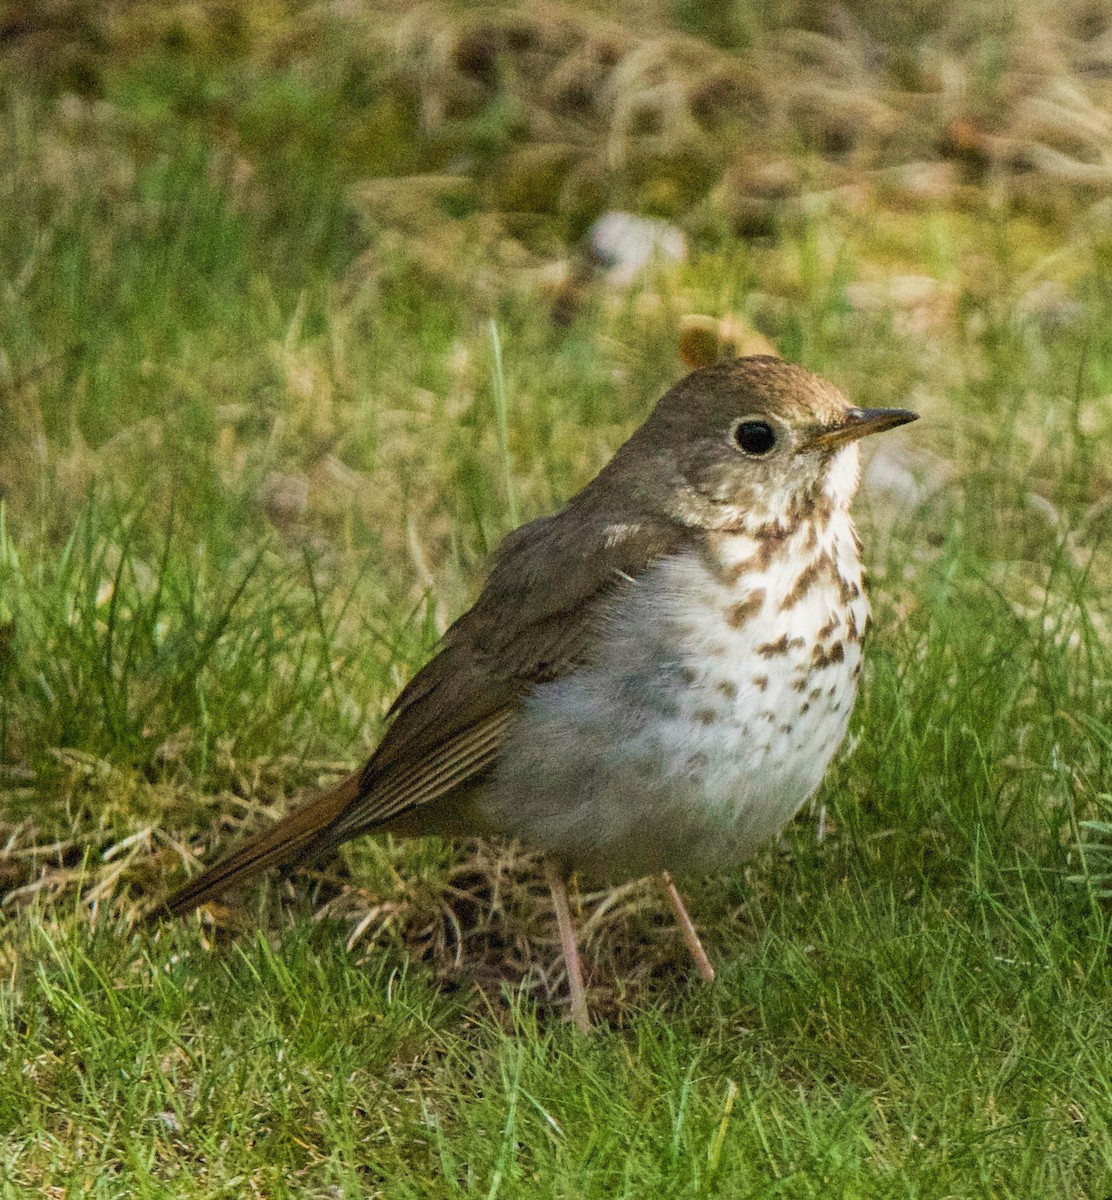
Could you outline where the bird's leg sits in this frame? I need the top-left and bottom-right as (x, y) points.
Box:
(659, 871), (716, 982)
(544, 859), (591, 1034)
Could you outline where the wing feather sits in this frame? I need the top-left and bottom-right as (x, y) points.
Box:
(163, 502), (687, 913)
(333, 509), (687, 834)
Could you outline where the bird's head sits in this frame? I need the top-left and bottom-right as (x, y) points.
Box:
(618, 356), (918, 532)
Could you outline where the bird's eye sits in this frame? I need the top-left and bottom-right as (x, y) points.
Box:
(733, 420), (777, 456)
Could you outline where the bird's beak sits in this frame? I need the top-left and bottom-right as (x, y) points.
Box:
(810, 407), (919, 451)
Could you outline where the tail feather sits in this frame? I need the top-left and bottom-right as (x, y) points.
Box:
(161, 769), (365, 917)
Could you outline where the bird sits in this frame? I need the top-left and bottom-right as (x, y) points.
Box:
(160, 355), (917, 1031)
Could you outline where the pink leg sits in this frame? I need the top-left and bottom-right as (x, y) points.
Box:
(660, 871), (716, 982)
(544, 860), (591, 1033)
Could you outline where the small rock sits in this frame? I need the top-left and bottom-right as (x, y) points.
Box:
(588, 211), (687, 284)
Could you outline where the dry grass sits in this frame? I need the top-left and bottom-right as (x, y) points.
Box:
(11, 0), (1112, 230)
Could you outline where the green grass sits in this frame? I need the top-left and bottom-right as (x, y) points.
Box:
(4, 3), (1112, 1195)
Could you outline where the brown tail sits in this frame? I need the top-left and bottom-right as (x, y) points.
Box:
(160, 768), (366, 918)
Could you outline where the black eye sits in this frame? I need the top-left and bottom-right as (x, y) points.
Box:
(734, 420), (777, 456)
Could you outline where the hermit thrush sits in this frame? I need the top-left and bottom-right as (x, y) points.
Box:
(162, 356), (917, 1031)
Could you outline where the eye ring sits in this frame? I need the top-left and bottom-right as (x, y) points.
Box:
(732, 419), (778, 457)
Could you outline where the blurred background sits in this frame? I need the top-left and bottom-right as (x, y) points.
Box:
(3, 3), (1112, 1192)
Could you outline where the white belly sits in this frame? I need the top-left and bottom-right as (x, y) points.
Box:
(487, 521), (869, 880)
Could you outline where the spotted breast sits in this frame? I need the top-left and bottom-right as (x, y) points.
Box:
(486, 481), (870, 881)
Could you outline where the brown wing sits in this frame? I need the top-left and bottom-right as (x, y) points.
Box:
(316, 507), (686, 846)
(163, 505), (686, 915)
